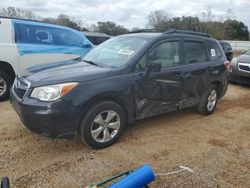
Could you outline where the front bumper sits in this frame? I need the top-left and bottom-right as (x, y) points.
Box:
(10, 87), (80, 138)
(230, 63), (250, 85)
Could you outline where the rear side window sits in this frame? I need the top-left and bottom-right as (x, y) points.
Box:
(221, 43), (232, 51)
(86, 36), (110, 45)
(14, 23), (84, 47)
(207, 41), (222, 61)
(95, 37), (110, 45)
(184, 41), (206, 64)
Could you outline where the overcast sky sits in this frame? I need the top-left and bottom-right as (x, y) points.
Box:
(1, 0), (249, 29)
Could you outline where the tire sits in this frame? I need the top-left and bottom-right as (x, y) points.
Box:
(0, 71), (12, 101)
(197, 85), (218, 115)
(1, 177), (10, 188)
(79, 101), (126, 149)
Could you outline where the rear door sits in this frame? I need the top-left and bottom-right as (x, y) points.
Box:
(206, 40), (228, 85)
(180, 38), (210, 103)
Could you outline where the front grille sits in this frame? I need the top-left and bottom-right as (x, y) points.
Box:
(13, 77), (30, 99)
(239, 63), (250, 73)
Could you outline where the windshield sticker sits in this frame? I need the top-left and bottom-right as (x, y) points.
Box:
(118, 49), (135, 56)
(211, 49), (216, 57)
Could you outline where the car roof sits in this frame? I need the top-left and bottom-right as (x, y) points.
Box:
(122, 32), (217, 43)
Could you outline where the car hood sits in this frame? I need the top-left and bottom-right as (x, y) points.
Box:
(24, 60), (112, 87)
(237, 55), (250, 64)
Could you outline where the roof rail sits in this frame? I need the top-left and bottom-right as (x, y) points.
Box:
(163, 29), (211, 38)
(129, 29), (156, 34)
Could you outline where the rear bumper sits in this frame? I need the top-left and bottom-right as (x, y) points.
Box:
(10, 87), (80, 138)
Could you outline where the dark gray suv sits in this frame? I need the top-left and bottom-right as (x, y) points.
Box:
(10, 30), (230, 148)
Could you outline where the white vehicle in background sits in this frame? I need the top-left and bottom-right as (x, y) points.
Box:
(0, 17), (93, 101)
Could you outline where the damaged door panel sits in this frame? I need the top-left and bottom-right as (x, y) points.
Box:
(134, 72), (182, 119)
(134, 40), (184, 119)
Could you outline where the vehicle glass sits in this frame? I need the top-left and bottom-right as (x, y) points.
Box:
(86, 36), (96, 44)
(206, 41), (222, 61)
(244, 49), (250, 55)
(149, 41), (180, 69)
(14, 23), (85, 47)
(135, 53), (147, 72)
(82, 36), (152, 68)
(184, 41), (206, 64)
(222, 43), (232, 51)
(95, 37), (110, 45)
(86, 36), (110, 45)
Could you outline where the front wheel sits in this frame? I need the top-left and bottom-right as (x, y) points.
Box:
(0, 71), (12, 101)
(197, 85), (218, 115)
(79, 101), (126, 149)
(1, 177), (10, 188)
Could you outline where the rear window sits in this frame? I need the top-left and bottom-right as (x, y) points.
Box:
(221, 43), (232, 51)
(207, 41), (223, 61)
(14, 23), (85, 47)
(184, 41), (207, 64)
(86, 36), (110, 45)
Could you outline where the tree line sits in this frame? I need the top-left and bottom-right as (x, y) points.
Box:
(0, 6), (249, 40)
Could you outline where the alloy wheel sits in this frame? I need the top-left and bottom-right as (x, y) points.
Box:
(91, 110), (121, 143)
(207, 89), (217, 112)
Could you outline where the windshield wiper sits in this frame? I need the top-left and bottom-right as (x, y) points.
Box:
(82, 60), (103, 67)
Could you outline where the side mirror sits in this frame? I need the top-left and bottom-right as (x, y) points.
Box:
(149, 60), (162, 72)
(143, 60), (161, 77)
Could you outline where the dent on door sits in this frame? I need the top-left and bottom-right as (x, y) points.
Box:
(134, 76), (182, 119)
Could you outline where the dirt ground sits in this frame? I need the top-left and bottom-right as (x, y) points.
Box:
(0, 84), (250, 188)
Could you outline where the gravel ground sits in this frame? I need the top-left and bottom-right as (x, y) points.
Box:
(0, 84), (250, 188)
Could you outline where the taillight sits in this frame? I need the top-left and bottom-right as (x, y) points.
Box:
(224, 60), (232, 72)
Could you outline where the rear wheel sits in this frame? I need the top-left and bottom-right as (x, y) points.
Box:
(197, 85), (218, 115)
(79, 101), (126, 149)
(0, 71), (12, 101)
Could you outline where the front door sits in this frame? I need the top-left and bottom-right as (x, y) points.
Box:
(134, 39), (185, 119)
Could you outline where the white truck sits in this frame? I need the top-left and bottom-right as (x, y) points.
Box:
(0, 17), (93, 101)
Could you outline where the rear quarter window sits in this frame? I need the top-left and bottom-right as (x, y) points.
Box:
(206, 41), (223, 61)
(184, 41), (207, 64)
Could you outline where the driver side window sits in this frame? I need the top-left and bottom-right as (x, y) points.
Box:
(135, 41), (181, 72)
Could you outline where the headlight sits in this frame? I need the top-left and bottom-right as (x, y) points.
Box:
(30, 82), (78, 101)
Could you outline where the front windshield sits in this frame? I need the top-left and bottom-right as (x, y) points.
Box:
(82, 36), (152, 68)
